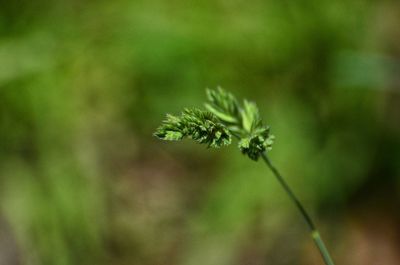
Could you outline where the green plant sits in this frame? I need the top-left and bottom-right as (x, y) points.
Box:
(154, 87), (335, 265)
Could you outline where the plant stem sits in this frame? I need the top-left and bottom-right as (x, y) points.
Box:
(261, 153), (335, 265)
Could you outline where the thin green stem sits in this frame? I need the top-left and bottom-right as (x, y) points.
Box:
(261, 153), (335, 265)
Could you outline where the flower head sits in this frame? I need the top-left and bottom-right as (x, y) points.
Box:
(155, 88), (274, 160)
(154, 108), (232, 148)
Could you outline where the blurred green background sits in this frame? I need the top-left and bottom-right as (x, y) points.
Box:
(1, 0), (400, 264)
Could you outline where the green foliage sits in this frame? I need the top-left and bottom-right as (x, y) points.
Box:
(1, 1), (393, 264)
(155, 88), (274, 160)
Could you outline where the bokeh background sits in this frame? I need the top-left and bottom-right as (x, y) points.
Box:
(1, 1), (400, 264)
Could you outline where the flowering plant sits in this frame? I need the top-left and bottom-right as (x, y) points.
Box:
(155, 88), (335, 265)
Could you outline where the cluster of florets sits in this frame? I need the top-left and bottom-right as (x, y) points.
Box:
(154, 108), (231, 148)
(154, 87), (274, 161)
